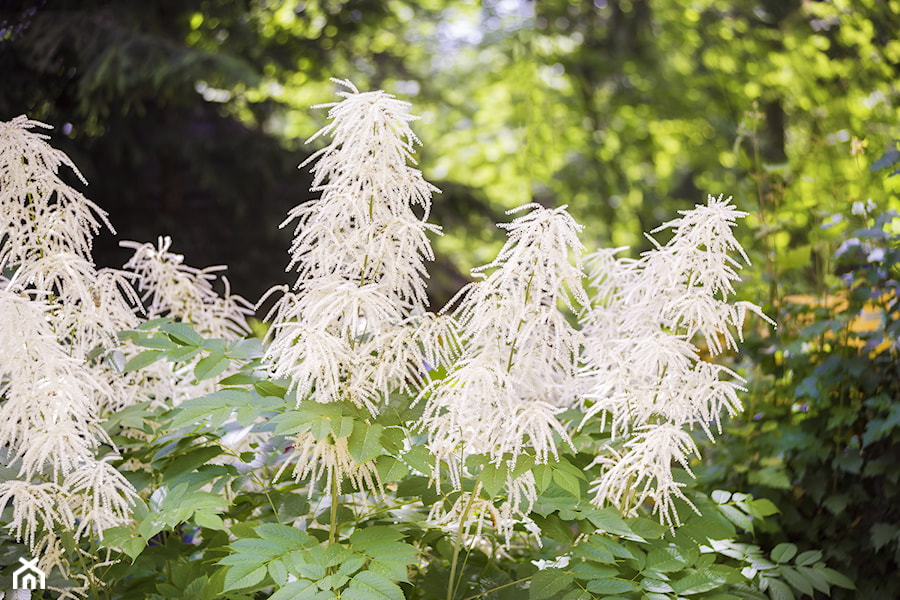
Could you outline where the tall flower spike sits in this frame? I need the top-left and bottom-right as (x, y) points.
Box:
(421, 204), (587, 489)
(579, 194), (772, 527)
(263, 80), (456, 493)
(0, 116), (138, 562)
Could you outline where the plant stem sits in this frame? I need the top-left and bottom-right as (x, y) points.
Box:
(329, 468), (339, 546)
(447, 479), (481, 600)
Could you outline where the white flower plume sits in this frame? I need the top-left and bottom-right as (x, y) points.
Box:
(0, 116), (138, 555)
(579, 194), (772, 526)
(421, 204), (587, 485)
(262, 80), (457, 495)
(121, 235), (254, 339)
(265, 79), (456, 416)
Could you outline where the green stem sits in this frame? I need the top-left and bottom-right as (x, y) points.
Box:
(447, 478), (482, 600)
(329, 469), (340, 546)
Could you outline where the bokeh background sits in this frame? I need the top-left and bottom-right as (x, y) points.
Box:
(2, 1), (899, 596)
(2, 0), (897, 305)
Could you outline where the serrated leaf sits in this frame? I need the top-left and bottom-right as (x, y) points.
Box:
(671, 571), (727, 595)
(765, 577), (795, 600)
(582, 507), (643, 541)
(254, 380), (287, 398)
(161, 322), (204, 346)
(530, 568), (574, 600)
(268, 579), (322, 600)
(222, 564), (266, 591)
(533, 463), (553, 491)
(718, 504), (754, 532)
(220, 373), (256, 386)
(795, 566), (830, 594)
(194, 511), (224, 530)
(711, 490), (732, 504)
(349, 421), (384, 464)
(123, 350), (164, 373)
(585, 577), (636, 594)
(747, 498), (781, 518)
(481, 461), (508, 498)
(401, 445), (433, 474)
(778, 566), (813, 596)
(194, 352), (230, 380)
(269, 559), (289, 586)
(820, 567), (855, 589)
(349, 525), (404, 548)
(794, 550), (822, 566)
(374, 455), (409, 483)
(771, 543), (798, 564)
(256, 523), (313, 547)
(343, 570), (403, 600)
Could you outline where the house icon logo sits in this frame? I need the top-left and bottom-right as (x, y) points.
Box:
(12, 556), (45, 590)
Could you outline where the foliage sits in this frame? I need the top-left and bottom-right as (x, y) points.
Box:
(702, 168), (900, 598)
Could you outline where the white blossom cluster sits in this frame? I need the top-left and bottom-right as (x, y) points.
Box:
(118, 236), (255, 408)
(263, 80), (456, 490)
(0, 116), (139, 577)
(121, 235), (253, 340)
(421, 203), (587, 497)
(0, 117), (253, 590)
(579, 195), (772, 527)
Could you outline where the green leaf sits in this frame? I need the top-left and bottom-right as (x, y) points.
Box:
(551, 458), (585, 497)
(220, 373), (257, 386)
(795, 566), (830, 594)
(269, 579), (327, 600)
(771, 543), (798, 564)
(123, 350), (164, 373)
(794, 550), (822, 566)
(194, 351), (230, 380)
(530, 568), (574, 600)
(671, 571), (727, 595)
(718, 504), (754, 533)
(222, 564), (266, 591)
(820, 567), (855, 589)
(747, 498), (781, 518)
(348, 421), (384, 464)
(585, 577), (636, 594)
(645, 545), (691, 573)
(161, 322), (204, 346)
(255, 379), (287, 398)
(343, 570), (404, 600)
(194, 511), (224, 530)
(765, 577), (795, 600)
(533, 463), (553, 492)
(480, 461), (508, 498)
(778, 566), (813, 596)
(350, 525), (405, 548)
(401, 446), (434, 474)
(374, 455), (409, 483)
(711, 490), (731, 504)
(581, 507), (644, 541)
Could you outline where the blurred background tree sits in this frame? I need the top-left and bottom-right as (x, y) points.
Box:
(1, 1), (898, 592)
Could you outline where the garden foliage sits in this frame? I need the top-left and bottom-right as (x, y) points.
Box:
(0, 84), (856, 600)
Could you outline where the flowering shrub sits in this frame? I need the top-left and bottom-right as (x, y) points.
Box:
(0, 84), (853, 599)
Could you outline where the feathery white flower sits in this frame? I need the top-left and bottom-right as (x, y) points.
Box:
(0, 116), (138, 559)
(421, 204), (587, 476)
(120, 235), (253, 339)
(579, 194), (771, 526)
(265, 79), (454, 415)
(262, 80), (455, 496)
